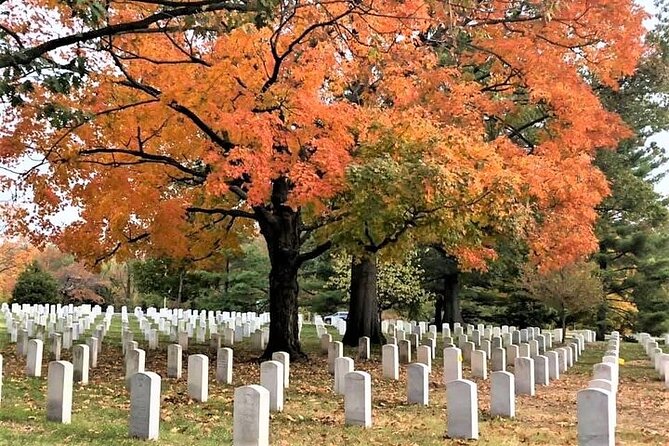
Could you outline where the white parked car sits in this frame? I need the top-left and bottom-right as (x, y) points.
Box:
(323, 311), (348, 325)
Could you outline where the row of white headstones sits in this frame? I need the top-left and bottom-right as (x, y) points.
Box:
(321, 327), (593, 441)
(638, 331), (669, 388)
(9, 308), (612, 446)
(5, 302), (279, 356)
(576, 332), (621, 446)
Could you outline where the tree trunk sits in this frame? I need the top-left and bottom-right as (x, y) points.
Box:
(125, 261), (133, 306)
(257, 177), (306, 360)
(224, 258), (230, 296)
(442, 269), (462, 325)
(433, 295), (444, 330)
(342, 254), (384, 346)
(595, 302), (608, 341)
(177, 268), (184, 308)
(561, 311), (567, 333)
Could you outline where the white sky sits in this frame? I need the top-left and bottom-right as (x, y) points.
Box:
(638, 0), (669, 196)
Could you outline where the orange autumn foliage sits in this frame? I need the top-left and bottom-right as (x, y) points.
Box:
(0, 0), (646, 271)
(0, 239), (38, 300)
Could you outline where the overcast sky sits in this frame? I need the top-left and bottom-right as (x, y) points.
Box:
(638, 0), (669, 196)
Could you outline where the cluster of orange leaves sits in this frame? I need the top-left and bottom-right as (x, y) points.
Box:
(0, 0), (646, 270)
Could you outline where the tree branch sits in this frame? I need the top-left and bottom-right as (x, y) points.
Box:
(185, 206), (256, 220)
(0, 1), (255, 69)
(297, 240), (332, 265)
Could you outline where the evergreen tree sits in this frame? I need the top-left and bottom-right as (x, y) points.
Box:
(594, 27), (669, 335)
(11, 261), (60, 305)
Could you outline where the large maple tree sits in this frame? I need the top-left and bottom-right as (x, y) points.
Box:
(0, 0), (645, 356)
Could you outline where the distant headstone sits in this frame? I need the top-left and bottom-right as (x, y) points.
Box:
(26, 339), (44, 377)
(382, 344), (399, 380)
(471, 350), (487, 379)
(358, 337), (370, 360)
(514, 357), (535, 396)
(398, 339), (411, 364)
(271, 351), (290, 389)
(546, 351), (560, 380)
(334, 356), (354, 395)
(490, 371), (515, 418)
(534, 355), (549, 386)
(167, 344), (182, 379)
(86, 337), (98, 368)
(260, 360), (284, 412)
(593, 363), (617, 393)
(443, 347), (463, 384)
(320, 334), (332, 354)
(491, 347), (506, 372)
(506, 344), (519, 366)
(407, 363), (429, 406)
(417, 345), (432, 372)
(328, 341), (343, 374)
(72, 344), (90, 385)
(217, 347), (233, 385)
(125, 349), (146, 389)
(188, 354), (209, 402)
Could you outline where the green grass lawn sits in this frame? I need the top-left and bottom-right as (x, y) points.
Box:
(0, 317), (666, 445)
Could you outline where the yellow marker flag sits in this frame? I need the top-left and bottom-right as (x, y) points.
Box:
(618, 358), (625, 365)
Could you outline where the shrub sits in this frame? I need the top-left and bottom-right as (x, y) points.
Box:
(11, 261), (60, 305)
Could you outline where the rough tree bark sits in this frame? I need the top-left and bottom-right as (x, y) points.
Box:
(433, 295), (444, 329)
(256, 178), (306, 360)
(342, 254), (384, 346)
(442, 268), (462, 325)
(433, 249), (462, 326)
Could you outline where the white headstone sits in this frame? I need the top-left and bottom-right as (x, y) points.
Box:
(514, 357), (535, 396)
(72, 344), (90, 385)
(233, 385), (270, 446)
(167, 344), (182, 379)
(46, 361), (73, 424)
(86, 337), (98, 368)
(407, 363), (429, 406)
(382, 344), (399, 380)
(358, 337), (370, 360)
(534, 354), (549, 386)
(320, 334), (332, 354)
(328, 341), (343, 374)
(399, 339), (411, 364)
(593, 363), (617, 393)
(125, 349), (146, 388)
(577, 388), (614, 446)
(491, 347), (506, 372)
(446, 379), (478, 439)
(546, 350), (560, 380)
(271, 351), (290, 389)
(471, 350), (487, 379)
(260, 360), (284, 412)
(443, 347), (463, 384)
(344, 371), (372, 427)
(130, 371), (161, 440)
(26, 339), (44, 377)
(417, 345), (432, 372)
(334, 356), (354, 395)
(490, 371), (515, 418)
(217, 347), (233, 384)
(188, 354), (209, 402)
